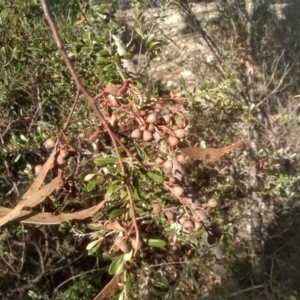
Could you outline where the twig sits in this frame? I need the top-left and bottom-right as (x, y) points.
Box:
(228, 284), (266, 297)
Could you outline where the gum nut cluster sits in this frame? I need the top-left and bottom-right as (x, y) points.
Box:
(130, 108), (186, 146)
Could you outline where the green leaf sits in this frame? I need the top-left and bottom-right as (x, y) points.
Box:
(108, 256), (124, 275)
(99, 49), (110, 57)
(109, 208), (128, 219)
(14, 153), (21, 163)
(218, 92), (229, 99)
(146, 171), (164, 184)
(122, 53), (134, 60)
(146, 239), (166, 247)
(87, 180), (96, 192)
(87, 224), (106, 231)
(106, 183), (121, 197)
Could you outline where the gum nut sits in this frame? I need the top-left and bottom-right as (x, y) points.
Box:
(120, 241), (132, 253)
(194, 221), (203, 231)
(57, 156), (67, 166)
(169, 177), (177, 184)
(143, 130), (153, 142)
(210, 221), (219, 229)
(207, 234), (217, 245)
(68, 146), (77, 156)
(165, 211), (175, 222)
(176, 154), (185, 164)
(148, 123), (155, 132)
(34, 164), (43, 176)
(162, 160), (173, 175)
(59, 149), (70, 159)
(173, 185), (184, 197)
(114, 237), (124, 247)
(146, 113), (157, 124)
(151, 203), (162, 214)
(131, 238), (143, 250)
(174, 129), (186, 139)
(182, 219), (194, 233)
(44, 138), (55, 149)
(168, 136), (179, 147)
(212, 228), (223, 239)
(131, 128), (142, 139)
(179, 217), (187, 225)
(163, 114), (171, 124)
(155, 157), (164, 165)
(207, 198), (218, 208)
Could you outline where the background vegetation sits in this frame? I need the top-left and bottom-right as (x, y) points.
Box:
(1, 0), (300, 299)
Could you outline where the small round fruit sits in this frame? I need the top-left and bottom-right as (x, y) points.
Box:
(34, 164), (43, 176)
(165, 211), (175, 222)
(155, 157), (164, 165)
(120, 241), (132, 253)
(173, 185), (184, 197)
(168, 136), (179, 147)
(114, 237), (131, 253)
(210, 221), (219, 229)
(57, 156), (67, 166)
(162, 160), (173, 175)
(131, 128), (142, 139)
(169, 177), (177, 184)
(131, 238), (143, 250)
(68, 146), (77, 156)
(59, 149), (70, 159)
(194, 221), (203, 231)
(207, 234), (217, 245)
(174, 129), (186, 139)
(179, 217), (187, 225)
(146, 113), (157, 124)
(176, 154), (186, 164)
(44, 138), (55, 149)
(207, 198), (218, 208)
(148, 123), (155, 132)
(182, 219), (194, 234)
(151, 203), (162, 214)
(114, 237), (124, 247)
(211, 228), (223, 239)
(163, 114), (171, 124)
(143, 130), (153, 142)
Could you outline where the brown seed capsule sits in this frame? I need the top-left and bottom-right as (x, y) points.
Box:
(174, 129), (186, 139)
(182, 219), (194, 234)
(131, 237), (143, 250)
(176, 154), (186, 164)
(168, 136), (179, 147)
(143, 130), (153, 142)
(44, 138), (55, 149)
(151, 203), (162, 214)
(131, 128), (142, 139)
(169, 177), (177, 184)
(162, 160), (173, 175)
(165, 211), (175, 222)
(59, 149), (70, 159)
(68, 146), (77, 156)
(211, 228), (223, 239)
(179, 217), (187, 225)
(207, 198), (218, 208)
(210, 221), (219, 229)
(207, 234), (217, 245)
(194, 221), (203, 231)
(173, 185), (184, 197)
(155, 157), (164, 165)
(148, 123), (155, 132)
(114, 237), (131, 253)
(146, 113), (157, 124)
(163, 114), (171, 124)
(34, 164), (43, 176)
(56, 156), (67, 166)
